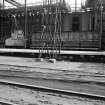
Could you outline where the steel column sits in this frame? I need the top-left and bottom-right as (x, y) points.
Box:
(24, 0), (27, 48)
(100, 0), (103, 49)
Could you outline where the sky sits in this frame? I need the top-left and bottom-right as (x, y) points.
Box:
(0, 0), (86, 9)
(18, 0), (86, 6)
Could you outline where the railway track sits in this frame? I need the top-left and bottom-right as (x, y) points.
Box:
(0, 70), (105, 85)
(0, 63), (105, 98)
(0, 71), (104, 104)
(0, 78), (105, 105)
(0, 63), (105, 76)
(0, 76), (105, 100)
(0, 101), (17, 105)
(0, 63), (105, 84)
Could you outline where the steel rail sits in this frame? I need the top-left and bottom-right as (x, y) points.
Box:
(0, 63), (105, 77)
(0, 79), (105, 100)
(0, 69), (105, 84)
(0, 63), (105, 84)
(0, 100), (17, 105)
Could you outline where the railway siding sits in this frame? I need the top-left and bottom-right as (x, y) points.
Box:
(0, 82), (105, 105)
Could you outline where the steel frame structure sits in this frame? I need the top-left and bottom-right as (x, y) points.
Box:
(85, 0), (104, 49)
(39, 0), (62, 59)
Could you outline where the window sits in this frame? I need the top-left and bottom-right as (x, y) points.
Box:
(72, 15), (80, 31)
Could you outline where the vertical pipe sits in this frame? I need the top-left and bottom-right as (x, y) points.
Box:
(75, 0), (77, 12)
(94, 11), (97, 31)
(3, 0), (4, 8)
(81, 0), (82, 31)
(59, 7), (62, 54)
(89, 13), (92, 31)
(3, 0), (4, 43)
(24, 0), (27, 48)
(100, 0), (102, 49)
(100, 0), (102, 35)
(59, 0), (62, 54)
(53, 2), (57, 58)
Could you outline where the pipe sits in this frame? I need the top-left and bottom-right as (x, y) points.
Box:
(24, 0), (27, 48)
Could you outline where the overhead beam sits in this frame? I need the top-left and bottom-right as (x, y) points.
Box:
(5, 0), (23, 7)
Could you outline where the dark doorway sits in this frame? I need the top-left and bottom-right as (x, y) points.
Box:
(72, 15), (80, 31)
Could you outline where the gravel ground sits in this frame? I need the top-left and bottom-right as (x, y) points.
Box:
(0, 84), (105, 105)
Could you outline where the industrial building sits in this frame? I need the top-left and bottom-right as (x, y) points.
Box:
(0, 0), (105, 51)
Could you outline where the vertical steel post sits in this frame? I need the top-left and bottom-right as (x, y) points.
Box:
(75, 0), (77, 12)
(2, 0), (4, 42)
(100, 0), (103, 49)
(81, 0), (82, 31)
(24, 0), (27, 48)
(59, 7), (62, 54)
(58, 0), (62, 55)
(100, 0), (102, 35)
(3, 0), (4, 8)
